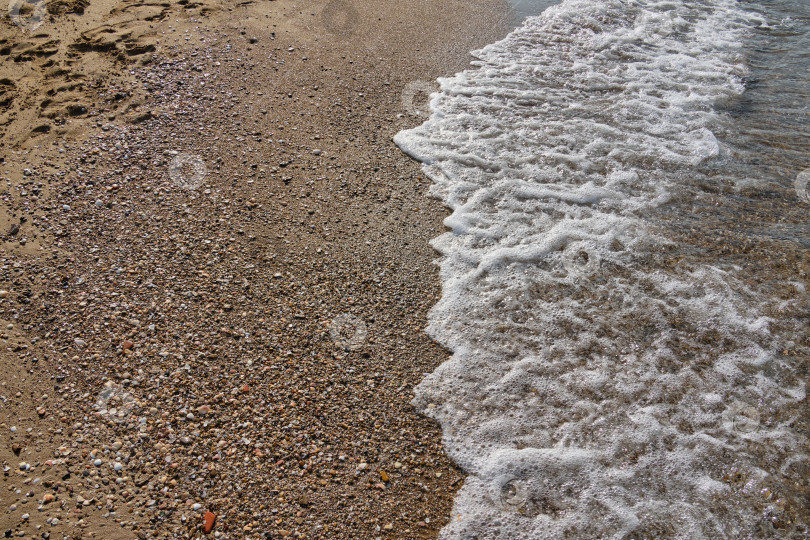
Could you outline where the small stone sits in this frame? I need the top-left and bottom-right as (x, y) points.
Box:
(191, 503), (202, 511)
(111, 441), (123, 451)
(357, 463), (368, 471)
(42, 494), (54, 504)
(113, 462), (123, 472)
(18, 463), (29, 471)
(204, 511), (216, 533)
(93, 459), (102, 467)
(36, 408), (45, 417)
(122, 340), (134, 351)
(95, 200), (103, 207)
(73, 338), (85, 347)
(0, 290), (7, 298)
(312, 149), (322, 156)
(62, 205), (70, 211)
(20, 514), (29, 521)
(380, 470), (389, 482)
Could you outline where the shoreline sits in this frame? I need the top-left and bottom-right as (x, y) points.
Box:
(0, 0), (514, 538)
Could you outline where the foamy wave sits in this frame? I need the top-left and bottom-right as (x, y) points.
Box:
(395, 0), (807, 537)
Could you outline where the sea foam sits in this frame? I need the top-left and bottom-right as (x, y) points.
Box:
(395, 0), (807, 537)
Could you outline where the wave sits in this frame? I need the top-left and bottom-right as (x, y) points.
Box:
(394, 0), (808, 537)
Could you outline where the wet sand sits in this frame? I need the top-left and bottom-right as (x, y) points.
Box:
(0, 0), (513, 537)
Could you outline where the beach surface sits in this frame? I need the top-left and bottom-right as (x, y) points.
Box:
(0, 0), (512, 537)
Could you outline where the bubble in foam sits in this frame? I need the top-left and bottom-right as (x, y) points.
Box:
(95, 382), (136, 424)
(320, 0), (359, 36)
(168, 152), (206, 190)
(561, 242), (601, 278)
(493, 475), (539, 517)
(328, 313), (368, 351)
(401, 80), (438, 117)
(722, 400), (760, 435)
(7, 0), (46, 32)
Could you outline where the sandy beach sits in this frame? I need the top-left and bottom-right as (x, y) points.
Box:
(0, 0), (513, 537)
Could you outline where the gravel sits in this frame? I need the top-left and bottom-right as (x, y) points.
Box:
(0, 1), (513, 537)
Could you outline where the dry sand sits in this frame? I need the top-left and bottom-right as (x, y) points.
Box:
(0, 0), (516, 538)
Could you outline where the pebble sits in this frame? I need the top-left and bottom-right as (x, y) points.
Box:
(204, 511), (216, 533)
(0, 290), (8, 298)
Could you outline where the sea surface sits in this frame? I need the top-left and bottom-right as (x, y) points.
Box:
(395, 0), (809, 538)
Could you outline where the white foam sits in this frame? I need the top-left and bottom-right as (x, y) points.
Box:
(395, 0), (807, 537)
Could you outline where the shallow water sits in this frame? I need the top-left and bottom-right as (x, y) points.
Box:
(396, 0), (809, 537)
(503, 0), (562, 27)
